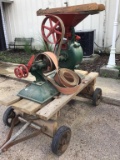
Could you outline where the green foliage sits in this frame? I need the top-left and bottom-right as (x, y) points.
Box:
(37, 37), (54, 52)
(115, 66), (120, 71)
(102, 73), (108, 77)
(0, 37), (54, 64)
(24, 42), (31, 54)
(0, 50), (34, 64)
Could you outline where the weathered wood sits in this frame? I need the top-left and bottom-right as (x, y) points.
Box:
(81, 79), (96, 95)
(50, 111), (60, 120)
(0, 95), (21, 106)
(19, 117), (57, 137)
(74, 69), (88, 77)
(37, 3), (105, 16)
(12, 99), (42, 115)
(34, 119), (58, 137)
(73, 96), (91, 102)
(36, 72), (98, 120)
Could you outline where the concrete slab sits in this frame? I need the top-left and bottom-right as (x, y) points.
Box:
(96, 77), (120, 106)
(100, 65), (119, 78)
(81, 54), (100, 64)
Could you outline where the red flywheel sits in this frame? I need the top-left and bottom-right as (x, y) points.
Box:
(41, 15), (64, 44)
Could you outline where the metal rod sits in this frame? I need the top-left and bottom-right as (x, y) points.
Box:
(18, 117), (41, 130)
(0, 122), (30, 154)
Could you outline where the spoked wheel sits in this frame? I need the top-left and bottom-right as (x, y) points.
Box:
(41, 15), (65, 44)
(92, 88), (102, 106)
(51, 126), (71, 156)
(14, 64), (29, 78)
(3, 107), (20, 127)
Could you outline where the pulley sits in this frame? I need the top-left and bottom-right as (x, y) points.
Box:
(14, 55), (35, 78)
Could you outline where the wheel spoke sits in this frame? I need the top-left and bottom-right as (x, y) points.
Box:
(49, 18), (53, 28)
(43, 25), (51, 30)
(55, 30), (62, 35)
(46, 31), (52, 38)
(42, 16), (63, 44)
(53, 21), (60, 29)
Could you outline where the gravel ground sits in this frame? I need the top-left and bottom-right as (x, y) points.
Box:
(0, 77), (120, 160)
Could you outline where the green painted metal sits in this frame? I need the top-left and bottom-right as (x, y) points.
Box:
(59, 41), (83, 69)
(30, 61), (47, 82)
(58, 27), (83, 69)
(17, 26), (83, 103)
(17, 81), (59, 104)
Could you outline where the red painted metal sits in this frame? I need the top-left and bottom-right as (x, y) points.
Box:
(14, 67), (23, 78)
(14, 64), (29, 78)
(54, 14), (88, 28)
(14, 55), (34, 78)
(27, 55), (35, 71)
(38, 3), (105, 43)
(41, 16), (63, 44)
(41, 14), (88, 43)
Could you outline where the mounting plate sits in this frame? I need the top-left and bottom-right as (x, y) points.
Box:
(17, 81), (59, 104)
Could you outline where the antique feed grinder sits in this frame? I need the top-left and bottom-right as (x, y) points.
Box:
(14, 3), (105, 104)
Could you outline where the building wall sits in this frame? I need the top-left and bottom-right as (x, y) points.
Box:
(2, 0), (120, 52)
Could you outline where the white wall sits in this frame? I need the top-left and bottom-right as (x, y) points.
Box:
(2, 0), (120, 52)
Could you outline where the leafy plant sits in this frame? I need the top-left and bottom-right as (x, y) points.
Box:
(24, 42), (31, 54)
(34, 35), (54, 52)
(115, 66), (120, 71)
(0, 50), (34, 64)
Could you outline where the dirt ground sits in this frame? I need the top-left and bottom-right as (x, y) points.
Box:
(0, 77), (120, 160)
(79, 54), (120, 73)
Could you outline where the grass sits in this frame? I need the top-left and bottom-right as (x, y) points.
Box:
(0, 40), (54, 64)
(0, 50), (38, 64)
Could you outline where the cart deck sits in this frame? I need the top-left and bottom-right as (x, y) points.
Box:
(0, 70), (100, 155)
(0, 70), (98, 119)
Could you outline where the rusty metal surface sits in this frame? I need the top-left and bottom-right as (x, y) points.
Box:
(44, 52), (82, 95)
(37, 3), (105, 16)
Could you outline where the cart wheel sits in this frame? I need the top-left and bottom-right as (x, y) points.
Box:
(51, 126), (71, 156)
(92, 88), (102, 106)
(3, 107), (20, 127)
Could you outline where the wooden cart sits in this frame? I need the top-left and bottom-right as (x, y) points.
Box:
(0, 70), (102, 156)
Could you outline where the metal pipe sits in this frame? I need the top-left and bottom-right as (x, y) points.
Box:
(18, 117), (41, 130)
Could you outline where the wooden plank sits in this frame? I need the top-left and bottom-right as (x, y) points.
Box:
(36, 72), (98, 120)
(37, 3), (105, 16)
(34, 119), (58, 137)
(0, 95), (21, 106)
(12, 99), (42, 115)
(50, 111), (60, 120)
(75, 70), (88, 77)
(73, 96), (91, 102)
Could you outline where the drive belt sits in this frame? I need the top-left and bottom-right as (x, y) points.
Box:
(43, 52), (82, 95)
(43, 14), (65, 57)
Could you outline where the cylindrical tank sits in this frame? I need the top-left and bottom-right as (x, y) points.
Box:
(59, 41), (83, 69)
